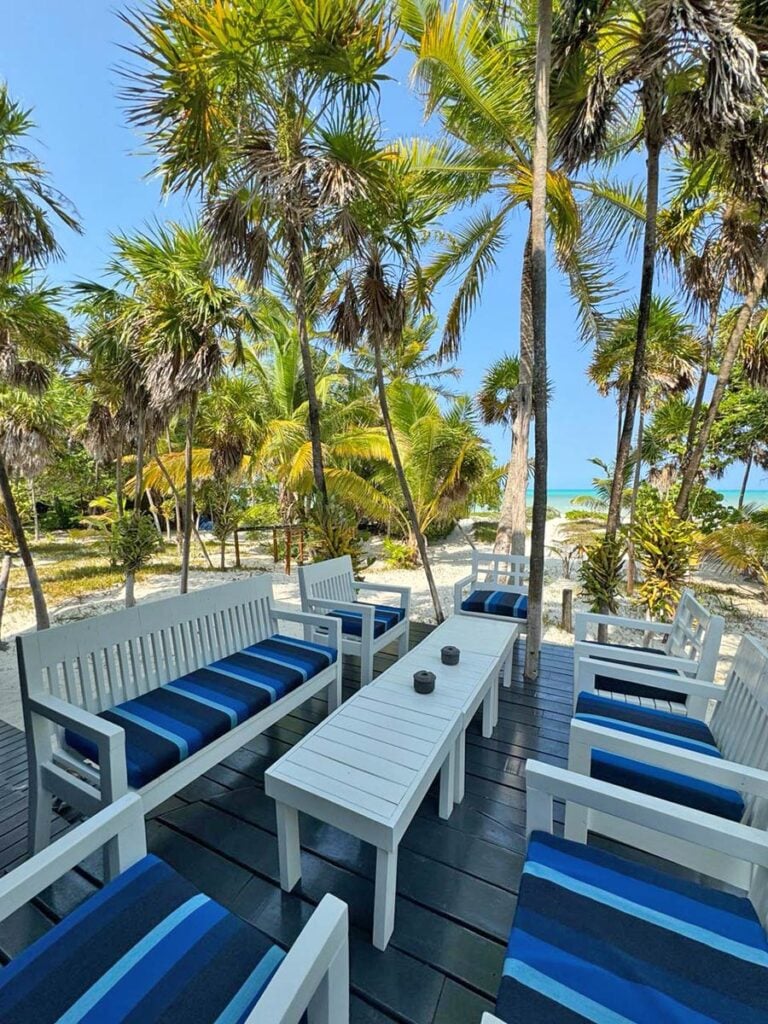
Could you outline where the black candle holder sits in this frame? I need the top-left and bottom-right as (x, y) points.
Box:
(413, 670), (436, 694)
(441, 645), (460, 666)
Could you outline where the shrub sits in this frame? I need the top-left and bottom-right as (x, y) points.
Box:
(383, 537), (419, 569)
(578, 535), (626, 613)
(633, 501), (700, 620)
(109, 514), (162, 575)
(307, 500), (371, 576)
(701, 521), (768, 595)
(473, 521), (498, 544)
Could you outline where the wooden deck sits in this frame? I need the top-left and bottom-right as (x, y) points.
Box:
(0, 623), (573, 1023)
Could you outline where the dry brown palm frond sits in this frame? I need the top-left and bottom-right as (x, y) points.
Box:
(83, 401), (118, 461)
(204, 191), (270, 291)
(211, 438), (246, 480)
(0, 423), (49, 477)
(12, 360), (50, 395)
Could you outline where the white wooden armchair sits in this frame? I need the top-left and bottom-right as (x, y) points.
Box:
(298, 556), (410, 685)
(453, 552), (529, 630)
(482, 760), (768, 1024)
(573, 588), (724, 713)
(0, 795), (350, 1024)
(567, 633), (768, 887)
(18, 576), (342, 857)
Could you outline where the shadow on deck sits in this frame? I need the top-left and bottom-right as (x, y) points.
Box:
(0, 622), (573, 1023)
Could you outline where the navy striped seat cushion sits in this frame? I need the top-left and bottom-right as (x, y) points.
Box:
(496, 830), (768, 1024)
(583, 640), (689, 704)
(575, 691), (721, 756)
(65, 634), (336, 789)
(0, 854), (284, 1023)
(328, 602), (405, 638)
(461, 589), (528, 620)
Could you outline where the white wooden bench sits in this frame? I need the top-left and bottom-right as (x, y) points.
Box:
(482, 760), (768, 1024)
(298, 556), (410, 686)
(568, 633), (768, 886)
(18, 576), (341, 857)
(0, 794), (349, 1024)
(573, 588), (724, 716)
(453, 552), (529, 630)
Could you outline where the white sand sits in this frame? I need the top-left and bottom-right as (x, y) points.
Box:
(2, 517), (766, 730)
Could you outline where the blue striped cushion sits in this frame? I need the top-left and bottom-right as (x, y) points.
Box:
(0, 854), (284, 1023)
(496, 831), (768, 1023)
(583, 640), (689, 703)
(591, 750), (745, 821)
(575, 691), (721, 756)
(461, 589), (528, 620)
(328, 602), (405, 638)
(65, 634), (336, 788)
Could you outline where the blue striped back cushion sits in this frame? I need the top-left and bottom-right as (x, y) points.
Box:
(496, 831), (768, 1023)
(583, 640), (689, 703)
(328, 602), (405, 638)
(461, 589), (528, 620)
(65, 634), (336, 788)
(0, 855), (284, 1023)
(575, 691), (721, 756)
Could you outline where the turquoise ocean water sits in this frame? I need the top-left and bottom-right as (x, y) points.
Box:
(533, 489), (768, 514)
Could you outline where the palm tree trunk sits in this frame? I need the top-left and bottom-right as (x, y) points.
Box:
(494, 235), (533, 557)
(153, 450), (214, 569)
(126, 407), (146, 608)
(373, 333), (444, 623)
(738, 450), (753, 509)
(234, 528), (241, 569)
(0, 552), (12, 640)
(115, 428), (124, 518)
(684, 280), (724, 463)
(606, 78), (663, 539)
(220, 534), (226, 570)
(29, 480), (40, 541)
(524, 0), (552, 682)
(0, 456), (49, 629)
(626, 400), (645, 595)
(676, 234), (768, 516)
(180, 393), (198, 594)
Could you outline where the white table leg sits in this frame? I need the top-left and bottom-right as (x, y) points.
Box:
(275, 802), (302, 891)
(503, 651), (513, 688)
(439, 748), (455, 819)
(492, 674), (500, 729)
(482, 685), (494, 738)
(373, 846), (398, 950)
(453, 734), (466, 804)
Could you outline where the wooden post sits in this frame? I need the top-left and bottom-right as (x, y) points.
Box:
(285, 527), (292, 576)
(298, 527), (305, 565)
(561, 588), (573, 633)
(272, 527), (279, 564)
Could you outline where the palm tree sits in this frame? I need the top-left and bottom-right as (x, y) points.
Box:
(352, 314), (461, 397)
(0, 268), (71, 628)
(399, 0), (618, 562)
(553, 0), (763, 539)
(121, 0), (393, 504)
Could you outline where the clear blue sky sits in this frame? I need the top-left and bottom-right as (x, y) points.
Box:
(3, 3), (762, 492)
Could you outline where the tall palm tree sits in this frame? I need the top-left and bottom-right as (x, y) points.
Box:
(0, 268), (71, 628)
(553, 0), (763, 539)
(399, 0), (618, 560)
(121, 0), (393, 504)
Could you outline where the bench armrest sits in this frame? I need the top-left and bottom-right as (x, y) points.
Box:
(525, 760), (768, 872)
(251, 894), (348, 1024)
(354, 580), (411, 611)
(0, 794), (145, 923)
(569, 719), (768, 799)
(305, 597), (375, 636)
(575, 657), (722, 703)
(453, 572), (475, 613)
(574, 610), (672, 642)
(270, 607), (342, 651)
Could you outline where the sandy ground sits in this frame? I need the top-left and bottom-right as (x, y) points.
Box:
(2, 518), (766, 730)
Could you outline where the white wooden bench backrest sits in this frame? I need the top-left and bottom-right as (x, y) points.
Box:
(666, 589), (721, 672)
(298, 556), (356, 608)
(474, 551), (530, 590)
(711, 634), (768, 831)
(18, 577), (277, 715)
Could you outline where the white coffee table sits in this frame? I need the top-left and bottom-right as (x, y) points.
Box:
(265, 683), (462, 949)
(264, 614), (518, 949)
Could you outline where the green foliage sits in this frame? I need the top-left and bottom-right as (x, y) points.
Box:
(633, 501), (701, 620)
(701, 522), (768, 595)
(473, 521), (498, 544)
(308, 501), (371, 577)
(109, 515), (162, 575)
(578, 536), (626, 614)
(40, 497), (80, 531)
(382, 537), (419, 569)
(198, 481), (247, 543)
(681, 485), (741, 534)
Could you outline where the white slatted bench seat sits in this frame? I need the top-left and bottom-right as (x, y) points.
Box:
(481, 761), (768, 1024)
(453, 552), (529, 631)
(0, 795), (349, 1024)
(298, 556), (410, 686)
(567, 633), (768, 886)
(18, 577), (341, 857)
(573, 588), (724, 717)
